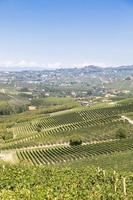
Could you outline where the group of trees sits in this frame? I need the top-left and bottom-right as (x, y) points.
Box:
(0, 101), (28, 115)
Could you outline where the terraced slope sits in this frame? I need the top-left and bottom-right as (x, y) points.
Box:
(1, 104), (133, 150)
(2, 116), (120, 150)
(17, 138), (133, 165)
(11, 104), (133, 139)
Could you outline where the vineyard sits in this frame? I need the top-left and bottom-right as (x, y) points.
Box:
(17, 138), (133, 165)
(11, 104), (133, 138)
(0, 163), (132, 199)
(1, 1), (133, 198)
(1, 103), (133, 151)
(0, 103), (133, 199)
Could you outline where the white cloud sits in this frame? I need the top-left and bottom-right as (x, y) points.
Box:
(0, 60), (38, 68)
(0, 60), (41, 71)
(0, 60), (63, 70)
(47, 62), (62, 69)
(16, 60), (38, 67)
(0, 59), (129, 71)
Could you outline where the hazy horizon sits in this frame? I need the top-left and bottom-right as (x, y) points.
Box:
(0, 0), (133, 70)
(0, 64), (133, 72)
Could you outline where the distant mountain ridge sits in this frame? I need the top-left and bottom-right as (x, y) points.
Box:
(0, 65), (133, 72)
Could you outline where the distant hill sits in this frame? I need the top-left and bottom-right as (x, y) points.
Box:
(1, 65), (133, 73)
(55, 65), (133, 76)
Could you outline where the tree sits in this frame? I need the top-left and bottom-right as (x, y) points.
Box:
(69, 138), (82, 146)
(116, 128), (127, 139)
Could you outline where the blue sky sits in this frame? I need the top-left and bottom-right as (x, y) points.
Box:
(0, 0), (133, 69)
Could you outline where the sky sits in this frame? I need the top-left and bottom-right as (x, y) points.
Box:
(0, 0), (133, 70)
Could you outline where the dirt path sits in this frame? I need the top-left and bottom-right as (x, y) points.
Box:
(16, 138), (118, 151)
(121, 116), (133, 125)
(50, 108), (76, 116)
(0, 150), (18, 164)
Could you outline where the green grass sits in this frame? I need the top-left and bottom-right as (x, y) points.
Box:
(64, 150), (133, 172)
(117, 98), (133, 105)
(31, 96), (79, 107)
(125, 112), (133, 120)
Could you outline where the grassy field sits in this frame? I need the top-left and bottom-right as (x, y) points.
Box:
(64, 150), (133, 172)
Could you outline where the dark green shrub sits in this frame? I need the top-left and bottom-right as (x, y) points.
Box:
(116, 128), (127, 139)
(69, 139), (82, 146)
